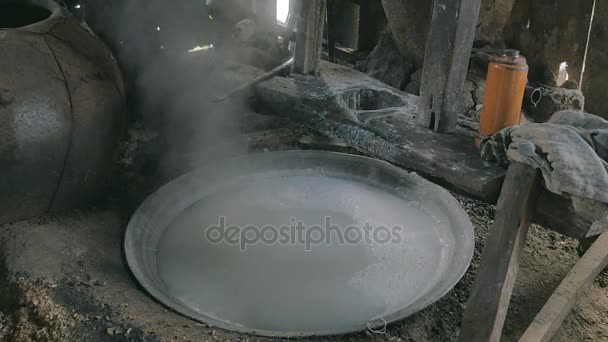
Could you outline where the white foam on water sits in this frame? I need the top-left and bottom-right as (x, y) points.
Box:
(156, 174), (454, 333)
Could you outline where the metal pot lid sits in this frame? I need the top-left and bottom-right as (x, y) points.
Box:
(124, 150), (474, 337)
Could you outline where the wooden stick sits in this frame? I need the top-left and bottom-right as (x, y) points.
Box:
(294, 0), (326, 74)
(519, 232), (608, 342)
(458, 162), (541, 342)
(215, 58), (294, 102)
(417, 0), (481, 132)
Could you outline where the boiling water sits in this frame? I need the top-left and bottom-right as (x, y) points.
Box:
(156, 174), (455, 333)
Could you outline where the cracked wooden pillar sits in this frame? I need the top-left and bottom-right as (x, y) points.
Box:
(417, 0), (481, 132)
(294, 0), (327, 75)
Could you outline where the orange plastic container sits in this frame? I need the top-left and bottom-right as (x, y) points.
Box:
(478, 50), (528, 144)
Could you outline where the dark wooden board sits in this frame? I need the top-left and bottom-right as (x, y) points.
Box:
(294, 0), (327, 74)
(417, 0), (481, 132)
(458, 163), (541, 342)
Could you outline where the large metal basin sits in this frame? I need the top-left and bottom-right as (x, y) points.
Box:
(125, 151), (474, 337)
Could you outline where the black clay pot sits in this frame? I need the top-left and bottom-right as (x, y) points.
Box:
(0, 0), (126, 224)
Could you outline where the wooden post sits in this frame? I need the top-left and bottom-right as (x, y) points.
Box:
(294, 0), (327, 74)
(417, 0), (481, 132)
(358, 0), (387, 52)
(519, 232), (608, 342)
(286, 0), (299, 32)
(458, 162), (541, 342)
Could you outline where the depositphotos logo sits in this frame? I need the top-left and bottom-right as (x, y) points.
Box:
(205, 216), (404, 251)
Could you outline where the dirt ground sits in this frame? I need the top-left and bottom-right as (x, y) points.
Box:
(0, 192), (607, 342)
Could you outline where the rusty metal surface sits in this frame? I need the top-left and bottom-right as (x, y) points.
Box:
(0, 1), (125, 224)
(0, 30), (70, 223)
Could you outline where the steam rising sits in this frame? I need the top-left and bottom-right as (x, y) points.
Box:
(78, 0), (285, 177)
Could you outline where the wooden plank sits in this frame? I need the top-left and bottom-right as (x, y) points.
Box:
(458, 163), (541, 342)
(294, 0), (327, 74)
(519, 232), (608, 342)
(417, 0), (481, 132)
(215, 57), (294, 102)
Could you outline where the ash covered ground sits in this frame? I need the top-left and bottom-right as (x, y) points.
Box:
(1, 192), (607, 342)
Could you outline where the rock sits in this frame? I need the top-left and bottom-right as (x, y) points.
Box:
(467, 107), (483, 122)
(458, 80), (476, 115)
(470, 49), (493, 77)
(469, 48), (492, 104)
(381, 0), (430, 66)
(221, 18), (289, 70)
(0, 88), (14, 105)
(404, 69), (422, 96)
(354, 58), (368, 73)
(561, 80), (579, 89)
(472, 79), (486, 106)
(73, 313), (85, 321)
(524, 86), (585, 123)
(366, 26), (415, 90)
(382, 0), (516, 64)
(233, 18), (256, 44)
(476, 0), (517, 45)
(505, 0), (594, 85)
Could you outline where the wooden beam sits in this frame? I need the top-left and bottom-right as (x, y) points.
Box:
(326, 0), (338, 62)
(358, 0), (387, 52)
(458, 162), (541, 342)
(215, 58), (294, 102)
(294, 0), (327, 74)
(519, 232), (608, 342)
(417, 0), (481, 132)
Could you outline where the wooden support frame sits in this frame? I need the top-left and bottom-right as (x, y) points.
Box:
(294, 0), (327, 74)
(417, 0), (481, 132)
(458, 163), (541, 342)
(519, 232), (608, 342)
